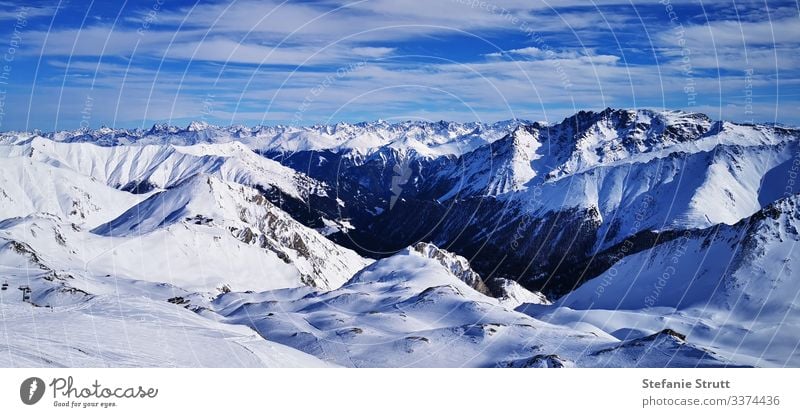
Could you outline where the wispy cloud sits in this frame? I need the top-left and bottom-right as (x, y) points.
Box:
(1, 0), (797, 130)
(485, 46), (620, 65)
(0, 2), (57, 21)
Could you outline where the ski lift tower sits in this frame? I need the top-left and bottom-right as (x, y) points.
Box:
(18, 286), (31, 302)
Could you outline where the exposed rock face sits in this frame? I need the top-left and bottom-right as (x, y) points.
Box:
(489, 277), (550, 308)
(409, 242), (490, 295)
(501, 354), (573, 368)
(92, 175), (369, 291)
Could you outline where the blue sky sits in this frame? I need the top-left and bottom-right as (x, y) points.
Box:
(0, 0), (797, 131)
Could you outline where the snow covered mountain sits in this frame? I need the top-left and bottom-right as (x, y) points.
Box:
(0, 157), (144, 228)
(0, 119), (525, 158)
(1, 108), (798, 367)
(210, 244), (729, 367)
(0, 233), (333, 367)
(559, 193), (800, 311)
(0, 137), (367, 366)
(0, 139), (367, 292)
(534, 194), (800, 367)
(263, 108), (799, 296)
(93, 174), (368, 290)
(0, 137), (324, 200)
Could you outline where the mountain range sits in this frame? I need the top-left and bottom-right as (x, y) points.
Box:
(1, 108), (798, 367)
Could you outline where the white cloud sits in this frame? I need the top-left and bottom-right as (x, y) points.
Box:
(485, 46), (620, 65)
(7, 0), (799, 129)
(0, 2), (57, 21)
(656, 16), (800, 72)
(677, 17), (800, 48)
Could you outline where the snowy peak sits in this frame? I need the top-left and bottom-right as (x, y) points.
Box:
(408, 242), (490, 295)
(536, 108), (714, 180)
(483, 125), (542, 191)
(147, 123), (178, 135)
(255, 119), (526, 158)
(93, 175), (368, 290)
(542, 193), (800, 366)
(186, 120), (213, 132)
(210, 242), (731, 367)
(426, 108), (730, 200)
(91, 174), (224, 236)
(755, 192), (800, 223)
(0, 156), (145, 228)
(10, 137), (324, 201)
(561, 192), (800, 311)
(428, 125), (543, 198)
(491, 277), (550, 308)
(1, 119), (528, 159)
(557, 107), (712, 143)
(1, 135), (364, 293)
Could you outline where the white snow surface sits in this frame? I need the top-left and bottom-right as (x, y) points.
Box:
(0, 138), (366, 366)
(212, 247), (733, 367)
(0, 259), (332, 367)
(0, 137), (323, 200)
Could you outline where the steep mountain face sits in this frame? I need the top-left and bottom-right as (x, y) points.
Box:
(558, 193), (800, 312)
(521, 194), (800, 367)
(407, 242), (550, 306)
(93, 175), (368, 290)
(491, 277), (550, 308)
(0, 141), (369, 293)
(409, 242), (490, 295)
